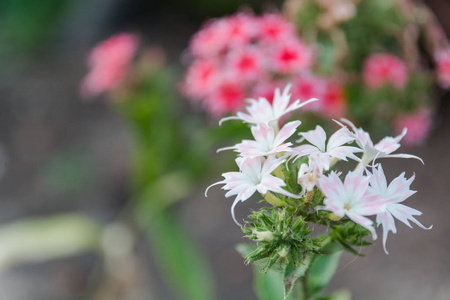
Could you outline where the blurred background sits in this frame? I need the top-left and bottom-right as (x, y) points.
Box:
(0, 0), (449, 299)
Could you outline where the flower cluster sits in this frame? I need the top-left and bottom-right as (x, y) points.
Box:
(207, 85), (431, 258)
(181, 13), (345, 118)
(435, 49), (450, 88)
(81, 33), (139, 98)
(362, 53), (408, 90)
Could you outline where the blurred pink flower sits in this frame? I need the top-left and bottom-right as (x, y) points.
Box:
(258, 14), (296, 43)
(189, 21), (227, 57)
(251, 81), (285, 103)
(291, 75), (326, 112)
(320, 81), (347, 118)
(81, 33), (139, 98)
(363, 53), (408, 90)
(227, 46), (265, 82)
(181, 59), (220, 99)
(435, 49), (450, 88)
(270, 39), (313, 74)
(222, 13), (258, 47)
(393, 109), (432, 146)
(205, 79), (245, 118)
(182, 12), (314, 117)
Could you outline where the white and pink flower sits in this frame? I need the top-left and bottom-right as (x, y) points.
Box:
(218, 120), (301, 158)
(206, 155), (298, 224)
(367, 165), (432, 253)
(294, 125), (361, 171)
(220, 84), (318, 126)
(338, 118), (423, 164)
(318, 169), (385, 239)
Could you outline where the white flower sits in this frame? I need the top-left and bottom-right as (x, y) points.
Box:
(337, 118), (423, 165)
(218, 120), (301, 158)
(293, 125), (361, 171)
(317, 168), (385, 239)
(367, 165), (432, 254)
(205, 155), (298, 225)
(219, 84), (318, 126)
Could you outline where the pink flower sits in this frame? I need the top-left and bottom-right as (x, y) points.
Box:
(218, 120), (301, 158)
(258, 14), (296, 43)
(205, 79), (245, 117)
(81, 33), (139, 98)
(320, 81), (347, 118)
(181, 59), (220, 99)
(227, 46), (265, 82)
(291, 75), (326, 112)
(270, 39), (314, 74)
(189, 20), (227, 57)
(435, 49), (450, 88)
(294, 125), (361, 171)
(363, 53), (408, 90)
(220, 84), (318, 126)
(367, 165), (432, 253)
(221, 13), (258, 47)
(317, 168), (385, 239)
(251, 81), (285, 103)
(393, 109), (432, 146)
(206, 155), (299, 224)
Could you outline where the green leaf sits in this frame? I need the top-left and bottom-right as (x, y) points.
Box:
(140, 209), (216, 300)
(255, 267), (290, 300)
(308, 249), (342, 295)
(284, 253), (314, 299)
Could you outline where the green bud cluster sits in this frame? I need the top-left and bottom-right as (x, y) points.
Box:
(240, 158), (373, 273)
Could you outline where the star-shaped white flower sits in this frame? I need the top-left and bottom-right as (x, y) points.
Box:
(293, 125), (361, 171)
(219, 84), (318, 126)
(218, 120), (301, 158)
(367, 165), (432, 254)
(317, 168), (385, 239)
(205, 155), (299, 224)
(337, 118), (423, 165)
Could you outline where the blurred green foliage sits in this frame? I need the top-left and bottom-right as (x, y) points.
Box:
(0, 0), (71, 56)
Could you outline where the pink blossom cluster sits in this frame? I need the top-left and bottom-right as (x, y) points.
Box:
(393, 109), (432, 146)
(81, 33), (139, 98)
(207, 85), (431, 254)
(435, 49), (450, 88)
(362, 53), (408, 90)
(181, 13), (346, 118)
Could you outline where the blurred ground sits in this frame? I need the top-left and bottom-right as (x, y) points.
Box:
(0, 0), (449, 299)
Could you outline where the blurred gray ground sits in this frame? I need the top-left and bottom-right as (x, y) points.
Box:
(0, 0), (449, 299)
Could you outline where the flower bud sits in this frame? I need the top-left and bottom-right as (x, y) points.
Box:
(279, 247), (289, 258)
(328, 212), (342, 221)
(254, 231), (275, 242)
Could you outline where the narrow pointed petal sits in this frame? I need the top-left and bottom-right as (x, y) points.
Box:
(273, 120), (301, 146)
(327, 127), (355, 150)
(301, 126), (327, 152)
